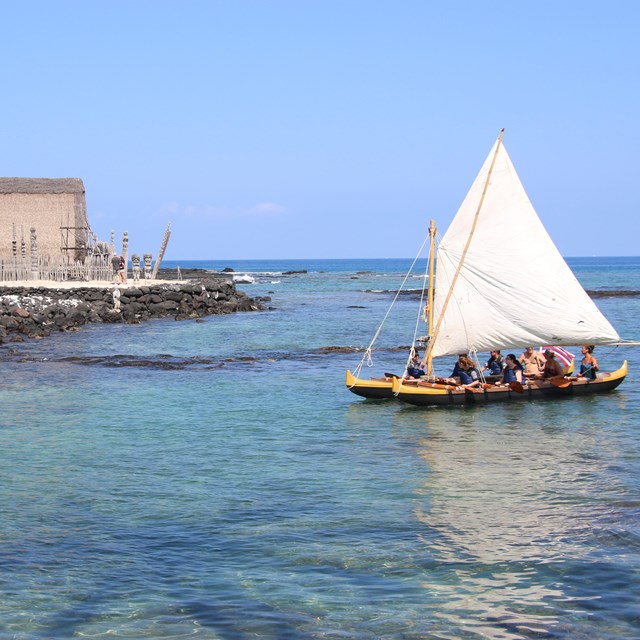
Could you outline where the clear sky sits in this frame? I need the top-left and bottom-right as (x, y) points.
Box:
(2, 1), (638, 259)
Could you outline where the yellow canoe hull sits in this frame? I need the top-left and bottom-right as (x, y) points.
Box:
(345, 370), (395, 399)
(389, 361), (628, 407)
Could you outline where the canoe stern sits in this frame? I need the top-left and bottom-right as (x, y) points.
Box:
(346, 370), (395, 399)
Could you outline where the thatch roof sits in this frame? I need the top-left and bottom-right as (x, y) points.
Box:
(0, 178), (85, 194)
(0, 178), (90, 261)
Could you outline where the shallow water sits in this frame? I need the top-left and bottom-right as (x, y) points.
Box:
(1, 257), (639, 639)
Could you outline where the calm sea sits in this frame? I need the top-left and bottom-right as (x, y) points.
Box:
(1, 257), (638, 639)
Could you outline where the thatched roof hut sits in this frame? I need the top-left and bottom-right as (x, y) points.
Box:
(0, 178), (90, 260)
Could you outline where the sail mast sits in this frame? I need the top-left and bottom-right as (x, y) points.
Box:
(426, 219), (437, 376)
(422, 129), (504, 368)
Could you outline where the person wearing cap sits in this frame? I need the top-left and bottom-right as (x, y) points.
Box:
(405, 347), (426, 380)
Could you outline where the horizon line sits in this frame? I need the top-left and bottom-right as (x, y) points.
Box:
(160, 255), (640, 261)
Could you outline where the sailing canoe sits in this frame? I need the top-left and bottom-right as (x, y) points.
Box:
(347, 130), (628, 405)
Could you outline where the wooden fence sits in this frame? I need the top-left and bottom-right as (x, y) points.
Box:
(0, 253), (113, 283)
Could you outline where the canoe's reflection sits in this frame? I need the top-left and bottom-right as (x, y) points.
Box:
(403, 402), (617, 638)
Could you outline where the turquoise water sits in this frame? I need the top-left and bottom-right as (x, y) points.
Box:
(1, 257), (639, 639)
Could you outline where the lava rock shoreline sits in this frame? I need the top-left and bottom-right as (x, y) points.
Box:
(0, 271), (264, 343)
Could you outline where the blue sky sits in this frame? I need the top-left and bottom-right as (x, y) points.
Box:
(2, 1), (638, 259)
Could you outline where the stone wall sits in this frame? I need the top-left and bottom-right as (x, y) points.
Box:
(0, 278), (263, 343)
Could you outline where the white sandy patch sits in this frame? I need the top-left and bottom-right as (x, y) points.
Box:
(0, 279), (179, 290)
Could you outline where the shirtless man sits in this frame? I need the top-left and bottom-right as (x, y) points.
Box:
(519, 347), (546, 378)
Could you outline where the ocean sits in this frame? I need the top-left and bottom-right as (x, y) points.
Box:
(1, 257), (638, 639)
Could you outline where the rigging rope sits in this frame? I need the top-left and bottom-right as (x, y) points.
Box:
(351, 233), (431, 382)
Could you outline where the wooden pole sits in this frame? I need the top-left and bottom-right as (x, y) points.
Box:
(30, 227), (39, 280)
(426, 219), (437, 376)
(151, 222), (171, 279)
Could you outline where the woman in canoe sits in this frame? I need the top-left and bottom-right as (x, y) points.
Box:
(496, 354), (524, 385)
(578, 345), (599, 380)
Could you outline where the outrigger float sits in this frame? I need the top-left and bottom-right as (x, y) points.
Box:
(346, 131), (629, 406)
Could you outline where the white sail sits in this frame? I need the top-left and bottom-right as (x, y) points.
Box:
(430, 135), (620, 359)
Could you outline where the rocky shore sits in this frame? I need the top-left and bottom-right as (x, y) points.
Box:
(0, 270), (265, 343)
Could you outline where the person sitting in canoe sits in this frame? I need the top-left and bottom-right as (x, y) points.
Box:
(404, 348), (426, 380)
(458, 356), (482, 389)
(494, 354), (524, 386)
(442, 353), (468, 383)
(539, 349), (565, 379)
(577, 345), (599, 380)
(436, 354), (466, 385)
(439, 355), (481, 389)
(481, 349), (504, 382)
(519, 346), (546, 378)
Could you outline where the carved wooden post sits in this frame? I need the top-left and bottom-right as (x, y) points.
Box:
(20, 225), (27, 280)
(143, 253), (152, 280)
(112, 285), (121, 312)
(12, 223), (17, 281)
(30, 227), (39, 280)
(121, 231), (129, 283)
(131, 254), (141, 283)
(151, 222), (171, 279)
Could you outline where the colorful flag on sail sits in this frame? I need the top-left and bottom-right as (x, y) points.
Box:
(540, 346), (575, 367)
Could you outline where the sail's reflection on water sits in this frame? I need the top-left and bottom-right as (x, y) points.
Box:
(407, 402), (620, 638)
